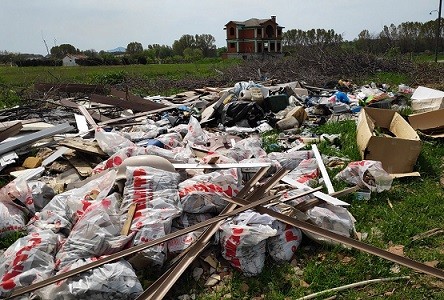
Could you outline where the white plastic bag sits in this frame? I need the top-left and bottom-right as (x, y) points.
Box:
(28, 170), (117, 235)
(183, 116), (209, 146)
(267, 221), (302, 262)
(268, 150), (314, 170)
(286, 158), (319, 187)
(0, 230), (57, 297)
(95, 127), (136, 156)
(56, 197), (133, 269)
(0, 202), (26, 237)
(220, 211), (277, 276)
(179, 169), (240, 213)
(36, 259), (143, 300)
(304, 203), (356, 245)
(123, 166), (182, 266)
(168, 213), (213, 253)
(334, 160), (393, 192)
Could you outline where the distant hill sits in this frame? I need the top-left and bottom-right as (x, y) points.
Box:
(106, 47), (126, 53)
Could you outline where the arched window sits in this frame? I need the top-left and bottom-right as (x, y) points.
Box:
(266, 25), (274, 38)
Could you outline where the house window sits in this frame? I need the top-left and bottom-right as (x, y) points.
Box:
(257, 42), (262, 53)
(277, 28), (282, 36)
(229, 27), (235, 36)
(277, 42), (281, 52)
(257, 28), (262, 36)
(266, 25), (274, 38)
(270, 42), (275, 51)
(230, 42), (236, 49)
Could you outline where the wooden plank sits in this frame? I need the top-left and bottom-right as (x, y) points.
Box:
(97, 100), (200, 127)
(58, 138), (107, 157)
(121, 203), (137, 236)
(0, 122), (22, 142)
(67, 156), (93, 177)
(312, 144), (335, 194)
(91, 91), (167, 112)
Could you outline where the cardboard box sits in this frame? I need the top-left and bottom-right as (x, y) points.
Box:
(357, 107), (421, 174)
(408, 109), (444, 138)
(411, 86), (444, 113)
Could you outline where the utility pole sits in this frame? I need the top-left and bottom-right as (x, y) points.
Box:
(435, 0), (443, 62)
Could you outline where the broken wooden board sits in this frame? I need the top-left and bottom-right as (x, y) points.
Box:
(67, 155), (93, 177)
(86, 89), (168, 113)
(58, 138), (107, 157)
(0, 122), (22, 142)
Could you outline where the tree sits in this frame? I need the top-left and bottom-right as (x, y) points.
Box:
(172, 34), (196, 56)
(195, 34), (217, 57)
(126, 41), (143, 54)
(183, 47), (203, 61)
(83, 49), (98, 57)
(50, 43), (77, 58)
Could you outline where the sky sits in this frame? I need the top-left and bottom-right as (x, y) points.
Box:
(0, 0), (440, 55)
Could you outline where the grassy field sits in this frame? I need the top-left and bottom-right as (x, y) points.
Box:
(0, 61), (229, 86)
(0, 59), (238, 106)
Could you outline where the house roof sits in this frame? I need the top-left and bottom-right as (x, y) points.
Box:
(225, 17), (284, 28)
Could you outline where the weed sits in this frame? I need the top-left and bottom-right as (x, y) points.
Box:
(0, 231), (27, 249)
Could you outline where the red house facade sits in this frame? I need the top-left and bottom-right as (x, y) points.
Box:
(224, 16), (284, 59)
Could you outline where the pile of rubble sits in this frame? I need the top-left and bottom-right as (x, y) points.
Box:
(0, 80), (443, 299)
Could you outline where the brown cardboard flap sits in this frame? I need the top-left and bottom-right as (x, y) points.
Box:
(357, 108), (422, 174)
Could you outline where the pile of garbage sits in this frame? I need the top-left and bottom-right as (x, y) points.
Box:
(0, 79), (440, 299)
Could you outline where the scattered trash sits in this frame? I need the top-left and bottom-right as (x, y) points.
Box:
(0, 78), (439, 299)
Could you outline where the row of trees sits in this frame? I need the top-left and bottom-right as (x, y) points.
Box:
(2, 19), (443, 66)
(282, 19), (444, 56)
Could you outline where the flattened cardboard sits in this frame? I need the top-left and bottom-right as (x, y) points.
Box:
(408, 109), (444, 138)
(357, 107), (421, 174)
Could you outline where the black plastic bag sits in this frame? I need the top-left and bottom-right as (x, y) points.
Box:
(220, 101), (265, 127)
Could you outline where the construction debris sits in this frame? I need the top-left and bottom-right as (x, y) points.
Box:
(0, 80), (443, 300)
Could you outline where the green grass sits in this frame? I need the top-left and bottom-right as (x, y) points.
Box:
(0, 59), (238, 105)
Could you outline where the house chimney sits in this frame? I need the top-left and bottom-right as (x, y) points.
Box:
(271, 15), (276, 22)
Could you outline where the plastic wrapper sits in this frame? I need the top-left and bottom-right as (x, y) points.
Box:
(179, 168), (240, 214)
(95, 127), (136, 156)
(286, 158), (319, 187)
(28, 170), (117, 235)
(144, 145), (195, 163)
(304, 204), (356, 245)
(268, 150), (314, 170)
(0, 202), (26, 237)
(267, 221), (302, 262)
(183, 116), (209, 146)
(123, 166), (182, 266)
(233, 137), (267, 160)
(0, 230), (57, 297)
(0, 178), (55, 214)
(168, 213), (213, 253)
(156, 132), (184, 149)
(55, 197), (132, 270)
(36, 259), (143, 300)
(220, 211), (277, 276)
(239, 157), (278, 178)
(334, 160), (393, 192)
